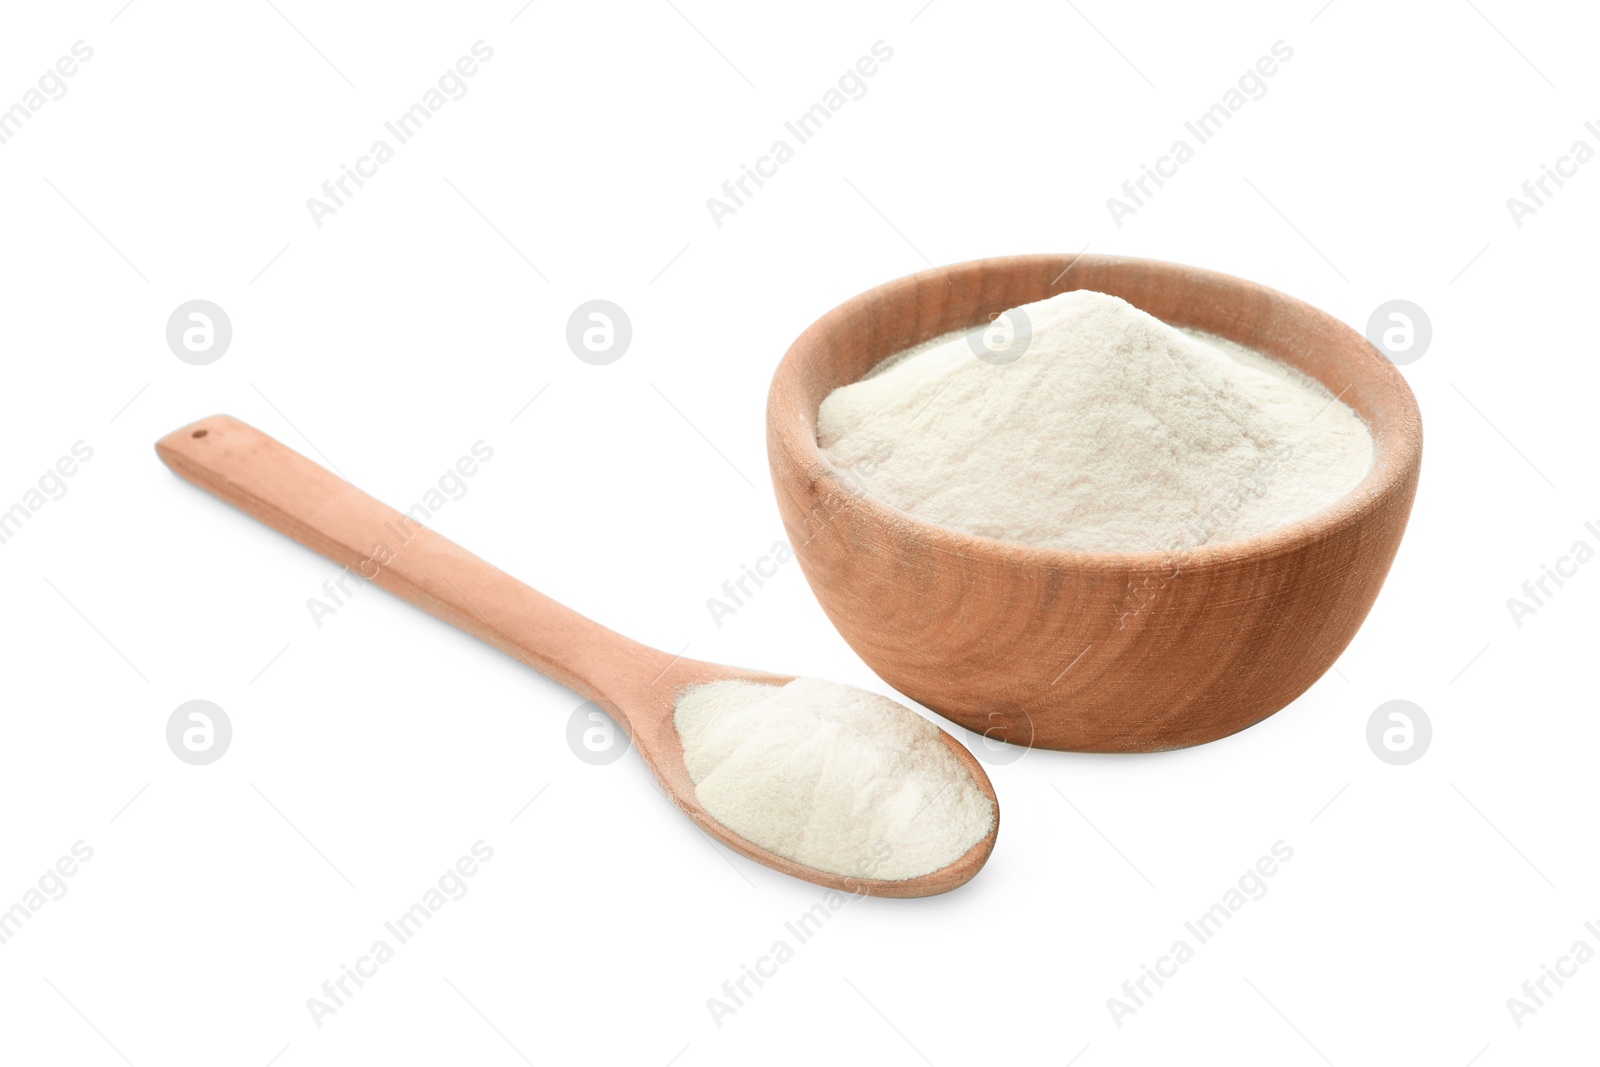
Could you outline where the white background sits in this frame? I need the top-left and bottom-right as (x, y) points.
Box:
(1, 1), (1595, 1064)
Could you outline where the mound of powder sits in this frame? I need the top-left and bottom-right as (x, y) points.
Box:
(673, 678), (993, 880)
(817, 290), (1374, 553)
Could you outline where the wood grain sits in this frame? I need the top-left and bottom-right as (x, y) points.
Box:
(156, 416), (997, 897)
(767, 254), (1423, 753)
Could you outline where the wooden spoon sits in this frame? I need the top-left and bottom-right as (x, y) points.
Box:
(156, 415), (998, 897)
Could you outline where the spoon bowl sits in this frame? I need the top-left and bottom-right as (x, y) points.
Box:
(157, 415), (997, 897)
(767, 254), (1423, 753)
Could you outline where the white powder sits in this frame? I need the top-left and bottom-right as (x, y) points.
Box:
(818, 290), (1374, 553)
(674, 677), (994, 880)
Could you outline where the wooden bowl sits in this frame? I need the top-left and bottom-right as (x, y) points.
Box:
(766, 254), (1422, 753)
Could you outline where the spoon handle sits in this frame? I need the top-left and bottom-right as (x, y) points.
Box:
(155, 415), (671, 716)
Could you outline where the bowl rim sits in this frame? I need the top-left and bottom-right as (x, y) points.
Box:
(768, 253), (1424, 572)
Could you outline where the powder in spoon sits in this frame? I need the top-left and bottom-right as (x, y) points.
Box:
(673, 677), (993, 880)
(817, 289), (1373, 553)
